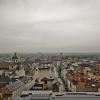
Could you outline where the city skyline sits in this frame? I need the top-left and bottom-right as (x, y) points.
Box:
(0, 0), (100, 53)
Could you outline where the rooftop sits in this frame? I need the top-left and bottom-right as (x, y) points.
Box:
(6, 80), (24, 90)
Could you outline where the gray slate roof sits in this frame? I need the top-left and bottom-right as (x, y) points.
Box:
(6, 80), (24, 90)
(19, 76), (32, 84)
(0, 76), (10, 86)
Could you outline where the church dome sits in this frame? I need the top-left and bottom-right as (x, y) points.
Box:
(12, 53), (18, 60)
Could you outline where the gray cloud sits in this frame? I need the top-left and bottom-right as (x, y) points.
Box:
(0, 0), (100, 53)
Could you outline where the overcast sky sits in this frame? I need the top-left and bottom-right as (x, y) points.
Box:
(0, 0), (100, 53)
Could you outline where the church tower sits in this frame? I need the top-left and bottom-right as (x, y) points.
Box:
(12, 53), (19, 63)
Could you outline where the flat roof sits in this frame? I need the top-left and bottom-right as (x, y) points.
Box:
(21, 91), (52, 95)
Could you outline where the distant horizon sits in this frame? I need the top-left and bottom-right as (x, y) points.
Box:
(0, 51), (100, 55)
